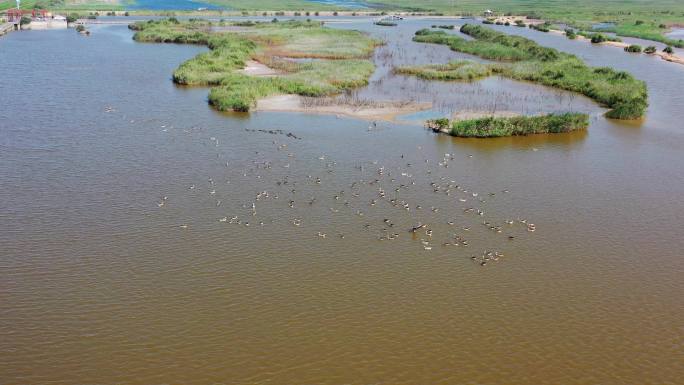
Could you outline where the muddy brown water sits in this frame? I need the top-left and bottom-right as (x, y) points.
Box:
(1, 18), (683, 385)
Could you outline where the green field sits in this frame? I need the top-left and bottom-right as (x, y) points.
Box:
(130, 18), (376, 112)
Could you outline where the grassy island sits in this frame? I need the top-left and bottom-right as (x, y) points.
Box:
(129, 18), (378, 112)
(406, 25), (648, 119)
(427, 113), (589, 137)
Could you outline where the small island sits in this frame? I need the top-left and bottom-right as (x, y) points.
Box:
(399, 25), (649, 121)
(427, 113), (589, 137)
(129, 18), (380, 113)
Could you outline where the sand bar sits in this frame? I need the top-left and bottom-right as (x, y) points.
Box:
(256, 94), (433, 123)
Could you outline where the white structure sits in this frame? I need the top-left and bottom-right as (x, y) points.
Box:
(23, 15), (68, 30)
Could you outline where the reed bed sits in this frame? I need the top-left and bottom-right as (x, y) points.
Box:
(410, 25), (648, 119)
(428, 113), (590, 137)
(396, 60), (493, 81)
(130, 19), (377, 112)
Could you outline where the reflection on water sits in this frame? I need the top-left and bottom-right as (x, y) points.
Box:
(666, 27), (684, 39)
(1, 18), (684, 385)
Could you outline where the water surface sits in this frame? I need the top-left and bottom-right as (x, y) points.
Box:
(1, 18), (683, 385)
(666, 27), (684, 39)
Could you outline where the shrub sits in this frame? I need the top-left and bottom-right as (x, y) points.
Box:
(20, 16), (31, 25)
(374, 20), (397, 27)
(565, 29), (577, 39)
(590, 34), (606, 43)
(426, 118), (450, 131)
(644, 46), (656, 54)
(530, 23), (551, 32)
(66, 14), (78, 23)
(514, 20), (525, 27)
(333, 11), (338, 16)
(663, 46), (674, 54)
(635, 20), (644, 25)
(75, 24), (85, 32)
(624, 44), (642, 53)
(124, 11), (129, 16)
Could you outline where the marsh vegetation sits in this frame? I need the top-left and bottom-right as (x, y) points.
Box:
(407, 25), (648, 120)
(395, 60), (492, 81)
(130, 18), (377, 112)
(427, 113), (590, 137)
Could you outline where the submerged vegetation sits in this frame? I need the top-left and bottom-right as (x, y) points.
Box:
(130, 18), (377, 112)
(428, 113), (590, 138)
(408, 25), (648, 119)
(395, 60), (492, 81)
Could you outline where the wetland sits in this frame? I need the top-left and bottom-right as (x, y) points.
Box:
(1, 15), (683, 385)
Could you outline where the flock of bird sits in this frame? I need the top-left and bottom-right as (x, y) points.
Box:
(107, 105), (538, 267)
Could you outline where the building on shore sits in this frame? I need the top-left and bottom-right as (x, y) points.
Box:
(4, 9), (67, 30)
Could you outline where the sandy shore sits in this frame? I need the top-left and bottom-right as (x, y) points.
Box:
(256, 94), (432, 123)
(238, 60), (282, 77)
